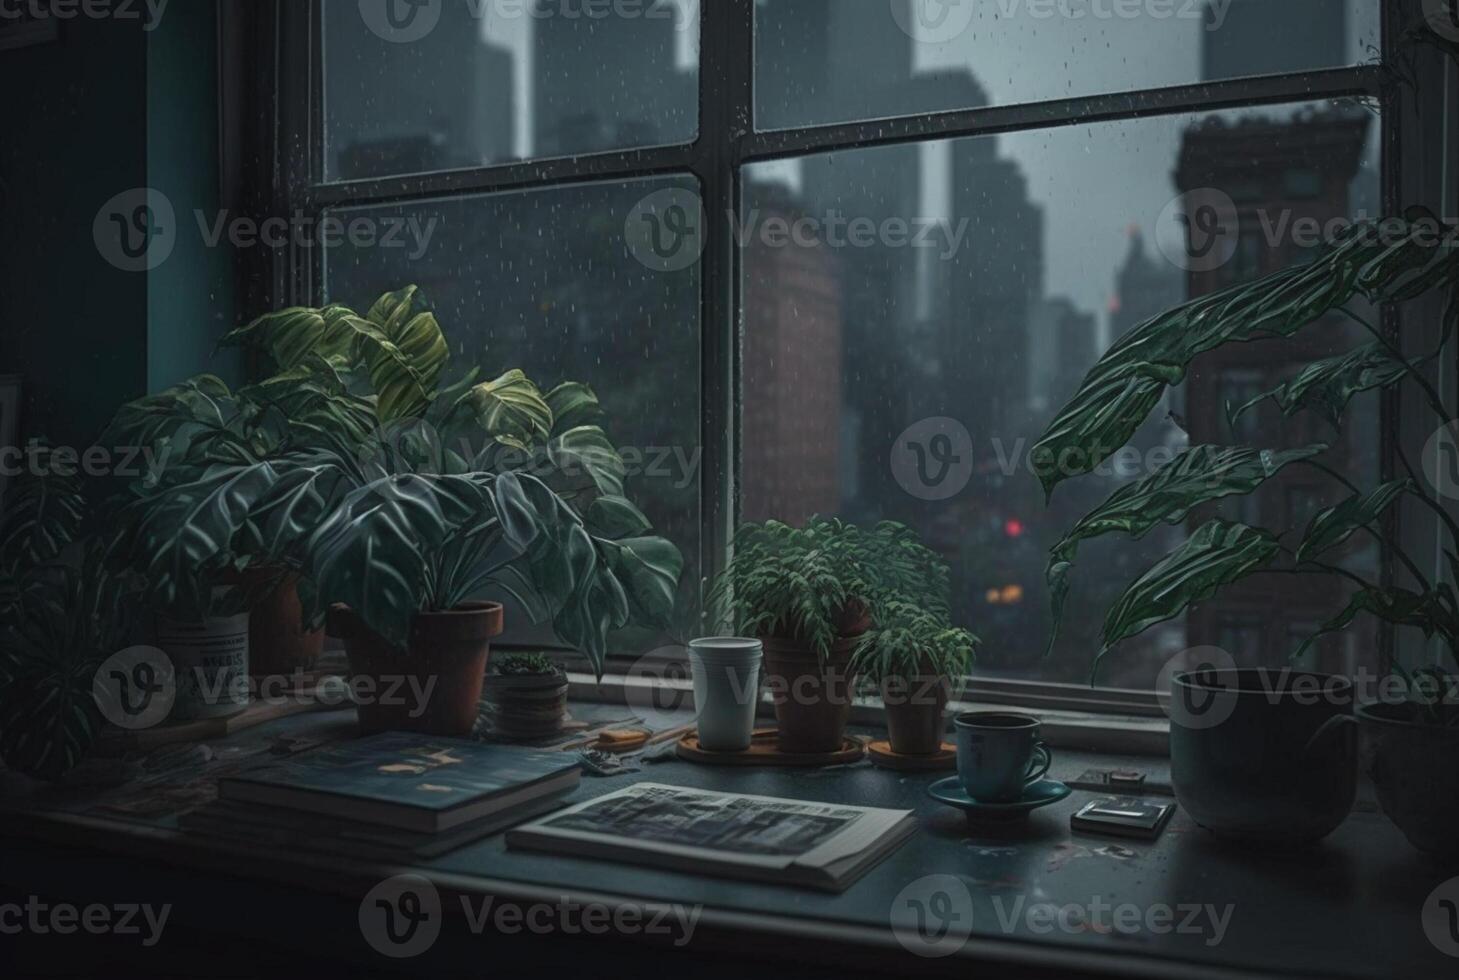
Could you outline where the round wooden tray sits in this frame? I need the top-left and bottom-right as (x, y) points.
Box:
(676, 728), (866, 767)
(866, 740), (957, 771)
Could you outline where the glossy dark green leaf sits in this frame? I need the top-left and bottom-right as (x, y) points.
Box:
(456, 369), (552, 449)
(1291, 586), (1458, 663)
(1227, 343), (1412, 431)
(1032, 212), (1459, 498)
(545, 382), (606, 435)
(1099, 520), (1281, 665)
(1295, 480), (1413, 564)
(1044, 445), (1324, 659)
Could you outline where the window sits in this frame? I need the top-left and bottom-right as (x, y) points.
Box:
(272, 0), (1419, 707)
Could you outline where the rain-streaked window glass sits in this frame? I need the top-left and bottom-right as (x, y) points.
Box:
(322, 176), (702, 650)
(754, 0), (1379, 130)
(324, 0), (700, 181)
(741, 99), (1380, 691)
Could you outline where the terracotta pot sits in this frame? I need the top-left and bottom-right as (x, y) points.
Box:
(328, 602), (504, 736)
(1359, 701), (1459, 859)
(761, 635), (859, 754)
(482, 671), (570, 739)
(247, 573), (325, 676)
(881, 675), (950, 756)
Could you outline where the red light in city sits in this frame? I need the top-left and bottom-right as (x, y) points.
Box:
(1004, 518), (1025, 538)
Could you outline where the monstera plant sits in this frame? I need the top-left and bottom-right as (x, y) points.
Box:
(1034, 208), (1459, 856)
(103, 286), (681, 696)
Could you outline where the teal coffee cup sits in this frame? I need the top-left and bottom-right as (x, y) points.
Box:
(954, 712), (1052, 803)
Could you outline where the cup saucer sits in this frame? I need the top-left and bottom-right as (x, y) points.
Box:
(927, 777), (1072, 820)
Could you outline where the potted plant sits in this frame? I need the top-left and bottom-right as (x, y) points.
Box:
(852, 601), (978, 756)
(108, 286), (682, 736)
(0, 464), (129, 781)
(1357, 668), (1459, 858)
(1028, 201), (1459, 846)
(481, 653), (570, 738)
(711, 518), (953, 753)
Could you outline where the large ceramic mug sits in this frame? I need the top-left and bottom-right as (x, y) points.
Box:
(954, 712), (1052, 803)
(1170, 668), (1356, 843)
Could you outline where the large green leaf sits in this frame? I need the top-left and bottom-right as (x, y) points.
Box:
(1292, 586), (1459, 663)
(1032, 212), (1459, 498)
(546, 426), (627, 501)
(545, 382), (606, 435)
(1228, 343), (1413, 431)
(0, 660), (101, 781)
(109, 460), (293, 619)
(1098, 520), (1281, 667)
(455, 369), (553, 449)
(303, 473), (495, 649)
(1295, 480), (1413, 564)
(597, 536), (682, 628)
(1044, 445), (1324, 659)
(0, 466), (85, 575)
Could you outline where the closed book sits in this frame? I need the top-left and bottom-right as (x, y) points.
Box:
(180, 793), (568, 860)
(219, 733), (581, 833)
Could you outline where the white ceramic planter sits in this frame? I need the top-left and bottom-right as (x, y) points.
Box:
(688, 637), (763, 751)
(155, 612), (251, 721)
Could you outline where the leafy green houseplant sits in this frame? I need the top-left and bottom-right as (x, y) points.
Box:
(1032, 209), (1459, 853)
(711, 518), (959, 753)
(852, 600), (978, 756)
(0, 464), (128, 780)
(481, 653), (570, 739)
(101, 286), (681, 736)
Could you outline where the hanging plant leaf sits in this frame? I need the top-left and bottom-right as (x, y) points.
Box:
(1044, 445), (1324, 659)
(1032, 211), (1459, 499)
(1098, 520), (1281, 669)
(1296, 480), (1413, 564)
(1291, 586), (1458, 663)
(1227, 343), (1414, 431)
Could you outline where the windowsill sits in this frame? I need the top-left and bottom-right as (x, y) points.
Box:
(566, 672), (1170, 757)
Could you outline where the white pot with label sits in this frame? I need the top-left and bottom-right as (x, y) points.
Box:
(155, 612), (251, 721)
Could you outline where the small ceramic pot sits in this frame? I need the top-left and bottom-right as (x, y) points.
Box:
(761, 635), (859, 754)
(881, 674), (950, 755)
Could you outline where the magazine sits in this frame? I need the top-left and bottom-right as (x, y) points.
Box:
(507, 783), (915, 892)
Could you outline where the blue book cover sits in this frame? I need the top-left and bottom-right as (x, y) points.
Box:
(221, 734), (581, 832)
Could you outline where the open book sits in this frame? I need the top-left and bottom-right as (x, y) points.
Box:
(507, 783), (915, 892)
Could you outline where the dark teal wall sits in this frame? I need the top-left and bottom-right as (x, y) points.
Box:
(147, 0), (241, 393)
(0, 2), (236, 451)
(0, 16), (149, 449)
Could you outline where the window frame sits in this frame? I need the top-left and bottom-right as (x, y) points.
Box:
(249, 0), (1456, 716)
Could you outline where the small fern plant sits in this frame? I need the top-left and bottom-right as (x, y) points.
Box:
(709, 517), (958, 661)
(851, 600), (979, 685)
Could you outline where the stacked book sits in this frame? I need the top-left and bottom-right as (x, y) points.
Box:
(181, 733), (581, 861)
